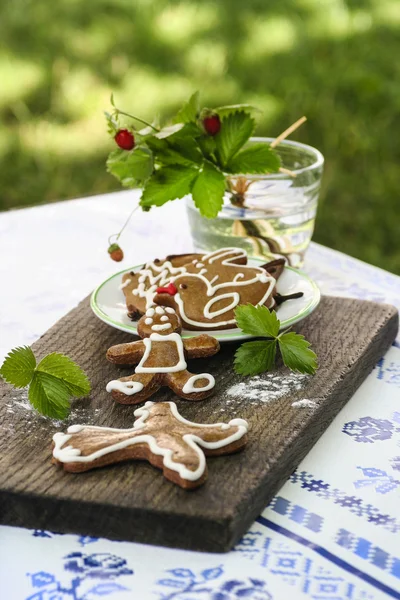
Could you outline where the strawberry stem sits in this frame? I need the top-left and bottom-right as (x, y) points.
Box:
(115, 109), (160, 132)
(108, 204), (140, 246)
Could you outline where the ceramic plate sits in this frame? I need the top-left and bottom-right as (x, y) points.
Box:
(90, 258), (320, 342)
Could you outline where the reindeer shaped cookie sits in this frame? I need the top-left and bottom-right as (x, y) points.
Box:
(122, 248), (287, 324)
(52, 401), (248, 488)
(106, 307), (219, 404)
(154, 248), (282, 330)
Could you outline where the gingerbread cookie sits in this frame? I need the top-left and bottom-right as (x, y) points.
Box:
(52, 401), (248, 489)
(154, 248), (284, 330)
(121, 248), (287, 326)
(106, 307), (219, 404)
(120, 253), (201, 318)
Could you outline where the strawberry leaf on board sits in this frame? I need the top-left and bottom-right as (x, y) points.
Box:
(191, 160), (226, 218)
(0, 346), (91, 419)
(28, 371), (71, 420)
(278, 332), (318, 374)
(234, 340), (277, 375)
(173, 91), (200, 124)
(36, 353), (91, 397)
(0, 346), (36, 388)
(140, 165), (199, 208)
(227, 143), (281, 174)
(107, 147), (153, 187)
(234, 304), (280, 338)
(233, 304), (318, 377)
(215, 111), (255, 167)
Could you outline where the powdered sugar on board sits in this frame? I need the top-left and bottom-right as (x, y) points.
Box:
(225, 372), (315, 409)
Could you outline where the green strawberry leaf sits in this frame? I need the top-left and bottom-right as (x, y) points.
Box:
(29, 371), (71, 420)
(278, 332), (318, 374)
(234, 304), (280, 338)
(216, 104), (261, 118)
(215, 111), (255, 166)
(147, 124), (203, 165)
(107, 147), (153, 187)
(140, 165), (199, 208)
(234, 340), (277, 376)
(1, 346), (91, 419)
(197, 135), (217, 160)
(0, 346), (36, 388)
(191, 161), (226, 218)
(227, 143), (281, 174)
(173, 91), (200, 124)
(36, 353), (91, 397)
(155, 123), (186, 139)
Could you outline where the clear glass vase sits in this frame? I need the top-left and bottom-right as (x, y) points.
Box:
(186, 137), (324, 268)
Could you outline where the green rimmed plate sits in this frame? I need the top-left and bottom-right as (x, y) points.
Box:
(90, 257), (320, 342)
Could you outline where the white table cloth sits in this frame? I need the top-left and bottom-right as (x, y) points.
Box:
(0, 191), (399, 600)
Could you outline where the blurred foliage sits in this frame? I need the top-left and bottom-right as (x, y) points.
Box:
(0, 0), (399, 273)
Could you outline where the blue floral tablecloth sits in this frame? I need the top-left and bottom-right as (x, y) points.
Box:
(0, 191), (399, 600)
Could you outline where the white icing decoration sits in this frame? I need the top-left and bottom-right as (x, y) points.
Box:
(160, 315), (169, 322)
(202, 247), (247, 265)
(106, 380), (144, 395)
(155, 306), (165, 314)
(182, 374), (215, 394)
(119, 278), (131, 290)
(135, 333), (187, 373)
(165, 307), (175, 314)
(131, 261), (187, 309)
(132, 248), (274, 326)
(145, 317), (153, 325)
(174, 268), (275, 328)
(204, 292), (240, 319)
(52, 401), (249, 482)
(195, 262), (205, 268)
(145, 308), (155, 317)
(151, 323), (171, 331)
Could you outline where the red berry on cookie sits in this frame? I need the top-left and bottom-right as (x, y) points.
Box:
(114, 129), (135, 150)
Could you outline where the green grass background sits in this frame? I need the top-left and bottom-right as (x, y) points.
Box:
(1, 0), (399, 273)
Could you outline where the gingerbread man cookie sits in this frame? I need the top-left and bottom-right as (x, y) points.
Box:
(52, 401), (248, 489)
(106, 307), (219, 404)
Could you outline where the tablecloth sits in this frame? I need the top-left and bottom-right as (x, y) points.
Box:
(0, 191), (399, 600)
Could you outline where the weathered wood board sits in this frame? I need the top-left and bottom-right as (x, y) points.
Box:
(0, 296), (397, 552)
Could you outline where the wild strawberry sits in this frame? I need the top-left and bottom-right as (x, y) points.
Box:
(114, 129), (135, 150)
(203, 114), (221, 136)
(108, 243), (124, 262)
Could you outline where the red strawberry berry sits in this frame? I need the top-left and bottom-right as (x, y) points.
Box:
(203, 114), (221, 136)
(114, 129), (135, 150)
(108, 243), (124, 262)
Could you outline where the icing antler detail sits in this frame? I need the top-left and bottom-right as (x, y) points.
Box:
(52, 401), (248, 489)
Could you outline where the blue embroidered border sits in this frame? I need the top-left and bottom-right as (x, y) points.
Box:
(257, 517), (400, 599)
(290, 471), (400, 533)
(269, 496), (400, 581)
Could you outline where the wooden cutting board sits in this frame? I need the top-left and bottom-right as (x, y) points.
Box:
(0, 296), (397, 552)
